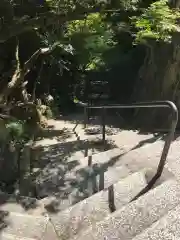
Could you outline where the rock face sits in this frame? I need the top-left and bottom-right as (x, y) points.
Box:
(0, 143), (19, 187)
(0, 140), (33, 195)
(0, 120), (17, 185)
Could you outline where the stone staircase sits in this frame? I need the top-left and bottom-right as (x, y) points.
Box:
(0, 120), (180, 239)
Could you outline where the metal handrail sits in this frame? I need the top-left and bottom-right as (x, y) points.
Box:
(82, 101), (178, 200)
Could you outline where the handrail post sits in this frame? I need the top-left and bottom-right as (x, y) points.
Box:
(84, 106), (88, 128)
(102, 107), (106, 147)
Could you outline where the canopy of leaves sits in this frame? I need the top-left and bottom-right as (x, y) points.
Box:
(132, 0), (180, 44)
(1, 0), (180, 117)
(65, 13), (116, 71)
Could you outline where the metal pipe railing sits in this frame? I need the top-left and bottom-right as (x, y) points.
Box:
(83, 101), (178, 200)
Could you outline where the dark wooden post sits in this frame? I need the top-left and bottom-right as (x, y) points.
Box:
(102, 107), (106, 147)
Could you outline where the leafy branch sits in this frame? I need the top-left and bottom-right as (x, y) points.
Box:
(132, 0), (180, 44)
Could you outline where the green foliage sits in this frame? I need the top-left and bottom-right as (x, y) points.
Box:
(132, 0), (180, 44)
(6, 121), (25, 142)
(73, 97), (79, 104)
(66, 13), (116, 70)
(3, 0), (175, 118)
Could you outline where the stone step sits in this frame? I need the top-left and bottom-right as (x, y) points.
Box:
(113, 141), (175, 186)
(76, 148), (122, 170)
(34, 130), (105, 147)
(0, 193), (46, 216)
(132, 204), (180, 240)
(0, 212), (58, 240)
(98, 165), (132, 190)
(75, 128), (161, 158)
(45, 119), (158, 150)
(36, 148), (123, 203)
(49, 170), (147, 240)
(38, 165), (131, 212)
(33, 136), (120, 173)
(76, 165), (132, 197)
(78, 126), (120, 137)
(74, 178), (180, 240)
(166, 156), (180, 181)
(0, 233), (35, 240)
